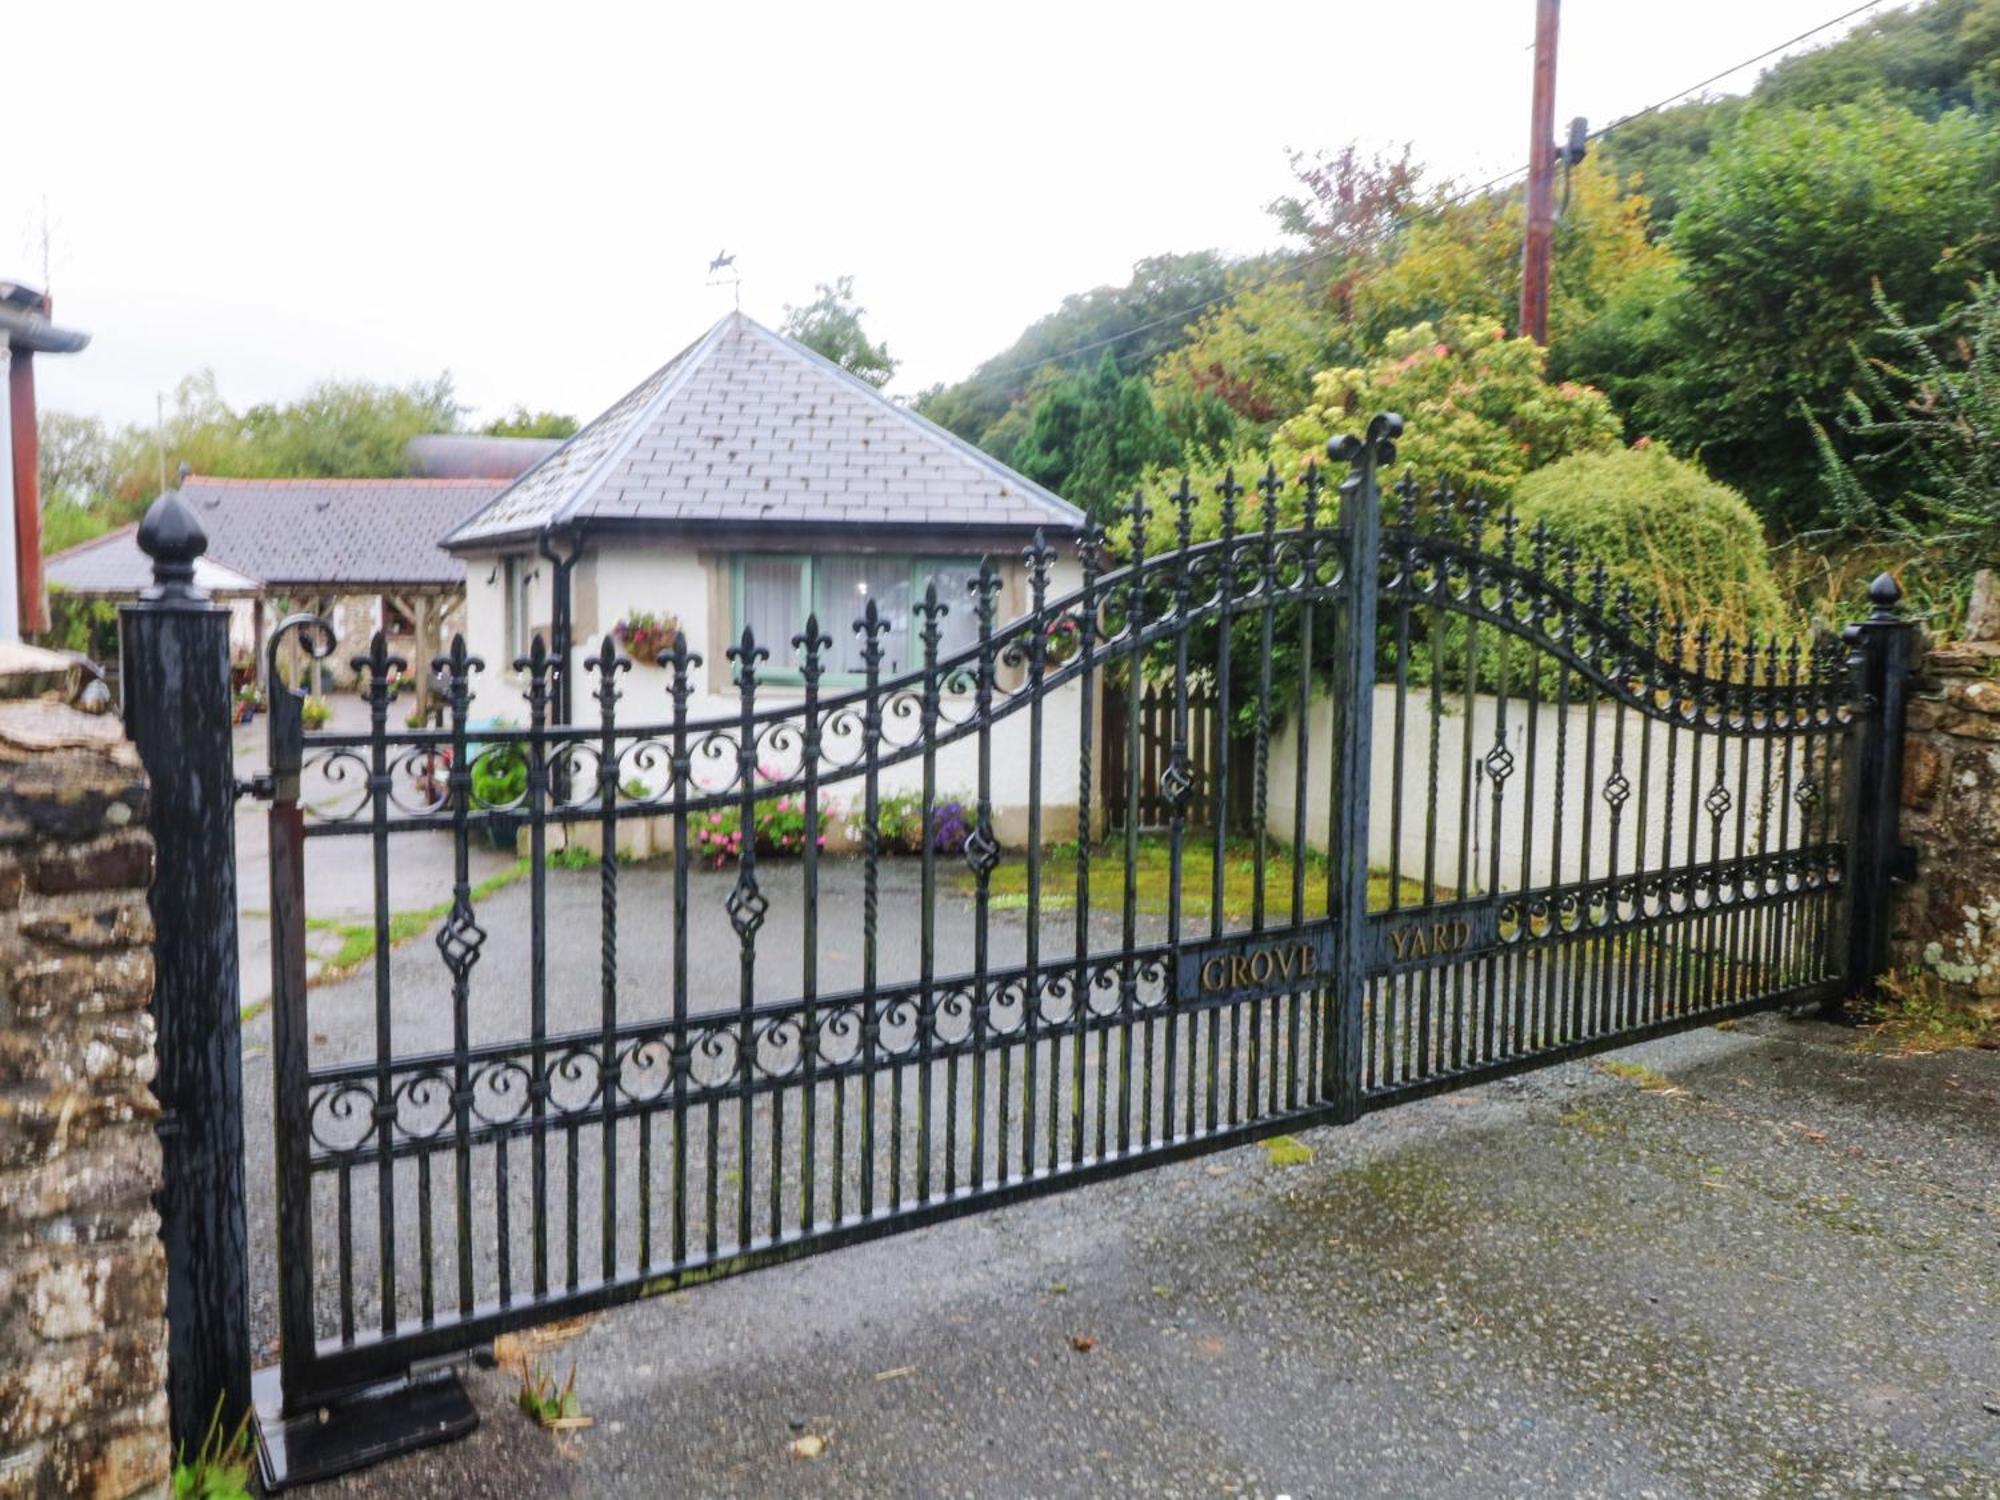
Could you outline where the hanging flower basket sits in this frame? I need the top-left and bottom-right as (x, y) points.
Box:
(613, 611), (682, 666)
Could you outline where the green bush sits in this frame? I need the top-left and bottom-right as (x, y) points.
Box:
(42, 589), (120, 661)
(1510, 444), (1793, 652)
(691, 792), (840, 869)
(469, 743), (527, 807)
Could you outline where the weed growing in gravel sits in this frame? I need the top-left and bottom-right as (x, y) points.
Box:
(1596, 1058), (1677, 1092)
(172, 1398), (253, 1499)
(1854, 967), (1999, 1055)
(516, 1360), (590, 1431)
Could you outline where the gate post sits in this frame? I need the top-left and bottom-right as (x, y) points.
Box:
(120, 492), (253, 1455)
(1325, 414), (1397, 1119)
(1840, 572), (1918, 1009)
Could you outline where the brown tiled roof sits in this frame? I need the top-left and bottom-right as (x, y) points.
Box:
(446, 312), (1084, 548)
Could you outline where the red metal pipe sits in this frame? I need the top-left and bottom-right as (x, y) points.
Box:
(9, 344), (43, 634)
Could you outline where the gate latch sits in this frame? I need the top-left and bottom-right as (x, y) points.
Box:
(236, 773), (275, 803)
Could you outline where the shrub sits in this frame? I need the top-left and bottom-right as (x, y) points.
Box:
(42, 589), (120, 662)
(845, 789), (976, 856)
(469, 743), (527, 807)
(1510, 444), (1792, 651)
(690, 792), (839, 869)
(1264, 317), (1625, 509)
(1815, 274), (2000, 575)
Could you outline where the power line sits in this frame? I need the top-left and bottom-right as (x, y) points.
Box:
(966, 0), (1894, 392)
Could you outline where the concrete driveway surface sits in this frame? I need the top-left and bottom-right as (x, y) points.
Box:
(227, 710), (1999, 1496)
(246, 1005), (1998, 1498)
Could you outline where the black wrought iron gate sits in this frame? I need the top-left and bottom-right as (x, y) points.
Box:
(185, 414), (1911, 1483)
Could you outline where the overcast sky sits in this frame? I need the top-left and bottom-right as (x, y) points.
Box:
(13, 0), (1894, 432)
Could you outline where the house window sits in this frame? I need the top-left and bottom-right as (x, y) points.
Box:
(733, 554), (985, 681)
(502, 556), (537, 663)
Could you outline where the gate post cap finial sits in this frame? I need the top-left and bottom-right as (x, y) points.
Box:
(136, 489), (210, 604)
(1327, 411), (1405, 467)
(1868, 572), (1904, 617)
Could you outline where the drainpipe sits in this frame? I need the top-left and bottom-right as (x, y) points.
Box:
(0, 297), (92, 641)
(10, 345), (43, 634)
(0, 342), (14, 642)
(537, 525), (581, 726)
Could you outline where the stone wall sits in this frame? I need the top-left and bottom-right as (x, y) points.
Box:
(1892, 598), (2000, 1021)
(0, 694), (168, 1498)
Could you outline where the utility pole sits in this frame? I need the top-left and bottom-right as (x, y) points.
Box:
(1520, 0), (1561, 345)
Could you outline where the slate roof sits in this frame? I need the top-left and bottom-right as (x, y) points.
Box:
(446, 312), (1084, 549)
(44, 477), (506, 596)
(44, 525), (262, 598)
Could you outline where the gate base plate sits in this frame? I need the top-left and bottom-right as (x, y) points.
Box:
(251, 1364), (478, 1490)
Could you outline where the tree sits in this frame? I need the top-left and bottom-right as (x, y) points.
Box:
(232, 375), (462, 478)
(37, 370), (471, 553)
(1010, 351), (1179, 521)
(1352, 155), (1670, 352)
(1150, 275), (1356, 443)
(1570, 99), (2000, 530)
(916, 252), (1236, 447)
(481, 407), (579, 439)
(1758, 0), (2000, 116)
(1815, 274), (2000, 569)
(1596, 97), (1745, 232)
(782, 276), (896, 388)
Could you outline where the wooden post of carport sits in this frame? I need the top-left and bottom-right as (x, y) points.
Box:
(411, 592), (435, 723)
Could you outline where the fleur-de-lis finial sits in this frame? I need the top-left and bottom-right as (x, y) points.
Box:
(1079, 521), (1106, 583)
(1126, 486), (1154, 561)
(665, 629), (700, 705)
(353, 630), (408, 707)
(793, 612), (832, 685)
(970, 555), (1004, 629)
(1326, 411), (1404, 467)
(1257, 463), (1282, 537)
(855, 596), (891, 672)
(1394, 470), (1419, 531)
(727, 625), (770, 682)
(1171, 474), (1196, 553)
(915, 579), (946, 654)
(587, 629), (629, 708)
(1300, 459), (1324, 530)
(1024, 528), (1054, 601)
(1216, 469), (1242, 537)
(432, 632), (484, 711)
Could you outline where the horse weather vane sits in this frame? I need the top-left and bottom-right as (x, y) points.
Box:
(707, 249), (740, 309)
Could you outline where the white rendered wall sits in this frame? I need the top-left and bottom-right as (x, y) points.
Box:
(460, 540), (1090, 840)
(1267, 683), (1810, 894)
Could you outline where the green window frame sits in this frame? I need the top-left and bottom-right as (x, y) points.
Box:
(730, 553), (984, 686)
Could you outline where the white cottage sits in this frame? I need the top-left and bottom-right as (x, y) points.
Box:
(442, 311), (1090, 842)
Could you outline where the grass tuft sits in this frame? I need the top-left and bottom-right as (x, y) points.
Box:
(967, 837), (1427, 922)
(1853, 968), (2000, 1055)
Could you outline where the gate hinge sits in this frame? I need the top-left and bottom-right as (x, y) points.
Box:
(236, 773), (276, 803)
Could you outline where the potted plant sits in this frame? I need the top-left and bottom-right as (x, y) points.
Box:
(612, 610), (681, 666)
(233, 682), (263, 725)
(1043, 614), (1082, 666)
(470, 744), (529, 851)
(300, 695), (333, 731)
